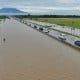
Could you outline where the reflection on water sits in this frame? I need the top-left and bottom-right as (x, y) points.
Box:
(0, 18), (80, 80)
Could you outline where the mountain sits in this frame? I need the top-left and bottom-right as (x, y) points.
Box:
(0, 8), (28, 15)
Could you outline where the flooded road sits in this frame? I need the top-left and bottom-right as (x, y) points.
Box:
(0, 18), (80, 80)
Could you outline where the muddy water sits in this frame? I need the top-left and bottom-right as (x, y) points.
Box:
(0, 18), (80, 80)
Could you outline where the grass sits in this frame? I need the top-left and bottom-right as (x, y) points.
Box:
(34, 18), (80, 29)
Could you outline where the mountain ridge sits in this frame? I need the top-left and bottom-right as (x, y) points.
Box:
(0, 8), (28, 15)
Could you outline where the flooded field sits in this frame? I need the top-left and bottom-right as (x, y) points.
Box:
(0, 18), (80, 80)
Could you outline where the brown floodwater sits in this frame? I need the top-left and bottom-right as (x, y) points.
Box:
(0, 18), (80, 80)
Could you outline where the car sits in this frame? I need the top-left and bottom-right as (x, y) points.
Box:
(39, 27), (44, 31)
(74, 40), (80, 47)
(34, 25), (37, 29)
(28, 24), (31, 26)
(43, 29), (49, 33)
(58, 34), (66, 40)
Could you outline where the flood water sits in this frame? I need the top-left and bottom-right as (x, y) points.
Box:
(0, 18), (80, 80)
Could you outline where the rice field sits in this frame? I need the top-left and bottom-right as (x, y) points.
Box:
(35, 18), (80, 28)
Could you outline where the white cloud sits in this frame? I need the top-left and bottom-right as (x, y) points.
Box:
(0, 1), (80, 14)
(14, 6), (80, 15)
(58, 0), (76, 3)
(17, 6), (80, 12)
(0, 4), (80, 12)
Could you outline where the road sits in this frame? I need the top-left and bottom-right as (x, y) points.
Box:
(23, 19), (80, 48)
(0, 18), (80, 80)
(26, 19), (80, 37)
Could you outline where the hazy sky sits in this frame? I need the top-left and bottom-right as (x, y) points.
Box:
(0, 0), (80, 15)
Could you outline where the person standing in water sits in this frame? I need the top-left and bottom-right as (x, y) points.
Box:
(3, 38), (6, 43)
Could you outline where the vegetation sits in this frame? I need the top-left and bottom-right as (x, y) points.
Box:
(35, 18), (80, 28)
(14, 15), (80, 18)
(15, 15), (80, 28)
(0, 16), (9, 19)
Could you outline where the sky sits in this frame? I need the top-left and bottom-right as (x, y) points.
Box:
(0, 0), (80, 15)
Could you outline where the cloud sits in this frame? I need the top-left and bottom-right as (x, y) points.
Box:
(58, 0), (76, 3)
(0, 0), (80, 15)
(14, 6), (80, 15)
(18, 6), (80, 11)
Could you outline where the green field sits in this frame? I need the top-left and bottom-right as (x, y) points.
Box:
(34, 18), (80, 28)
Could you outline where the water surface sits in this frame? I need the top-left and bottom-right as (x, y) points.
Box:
(0, 18), (80, 80)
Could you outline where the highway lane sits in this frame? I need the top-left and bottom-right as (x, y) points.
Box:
(24, 20), (80, 48)
(0, 18), (80, 80)
(26, 19), (80, 37)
